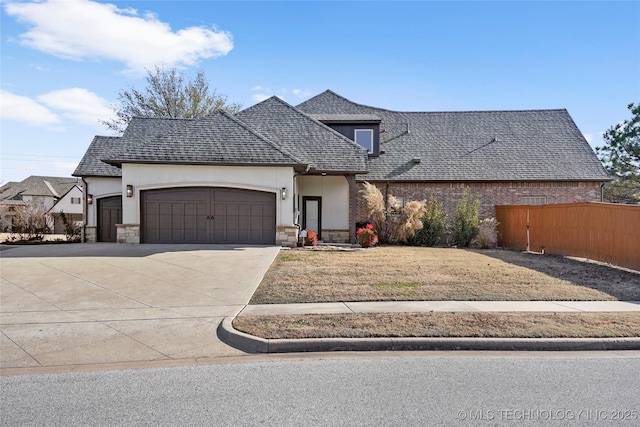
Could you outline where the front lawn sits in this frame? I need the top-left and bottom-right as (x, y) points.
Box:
(250, 247), (640, 304)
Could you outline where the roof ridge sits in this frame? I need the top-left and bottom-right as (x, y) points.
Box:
(249, 96), (369, 154)
(316, 90), (569, 115)
(199, 110), (307, 165)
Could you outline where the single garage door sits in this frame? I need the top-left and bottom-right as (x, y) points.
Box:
(141, 187), (276, 244)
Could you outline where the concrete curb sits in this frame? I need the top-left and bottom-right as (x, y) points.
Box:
(217, 317), (640, 353)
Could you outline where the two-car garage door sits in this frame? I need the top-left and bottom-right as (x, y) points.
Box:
(141, 187), (276, 244)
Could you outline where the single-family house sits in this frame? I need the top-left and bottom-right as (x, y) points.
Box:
(73, 90), (610, 246)
(0, 175), (83, 233)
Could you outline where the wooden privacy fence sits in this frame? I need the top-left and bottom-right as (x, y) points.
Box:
(495, 202), (640, 271)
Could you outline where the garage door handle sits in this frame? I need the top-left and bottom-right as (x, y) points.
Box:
(206, 216), (215, 220)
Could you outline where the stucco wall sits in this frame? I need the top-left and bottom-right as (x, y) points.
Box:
(85, 177), (122, 227)
(120, 164), (296, 226)
(49, 186), (83, 215)
(298, 175), (350, 230)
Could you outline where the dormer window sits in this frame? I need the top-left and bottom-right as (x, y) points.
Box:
(355, 129), (374, 153)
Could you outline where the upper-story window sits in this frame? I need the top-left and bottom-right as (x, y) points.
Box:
(71, 197), (81, 204)
(354, 129), (374, 153)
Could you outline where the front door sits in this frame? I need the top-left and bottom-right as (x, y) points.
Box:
(303, 196), (322, 239)
(97, 196), (122, 242)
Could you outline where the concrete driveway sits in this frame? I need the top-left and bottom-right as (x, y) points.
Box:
(0, 243), (280, 372)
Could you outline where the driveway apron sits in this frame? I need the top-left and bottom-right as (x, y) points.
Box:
(0, 244), (280, 370)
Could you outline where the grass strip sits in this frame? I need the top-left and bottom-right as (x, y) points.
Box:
(233, 312), (640, 339)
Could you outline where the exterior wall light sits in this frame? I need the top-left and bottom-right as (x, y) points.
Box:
(281, 187), (287, 200)
(126, 185), (134, 198)
(87, 194), (93, 205)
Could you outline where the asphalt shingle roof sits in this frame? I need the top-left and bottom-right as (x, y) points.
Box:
(73, 136), (123, 177)
(297, 90), (611, 182)
(107, 111), (304, 167)
(0, 176), (79, 201)
(235, 97), (368, 173)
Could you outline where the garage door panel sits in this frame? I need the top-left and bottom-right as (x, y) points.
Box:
(142, 187), (275, 244)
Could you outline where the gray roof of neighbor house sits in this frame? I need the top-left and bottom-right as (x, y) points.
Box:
(104, 111), (304, 167)
(0, 176), (80, 202)
(235, 96), (368, 173)
(297, 90), (612, 182)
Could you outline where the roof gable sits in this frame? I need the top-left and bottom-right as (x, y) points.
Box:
(236, 96), (368, 173)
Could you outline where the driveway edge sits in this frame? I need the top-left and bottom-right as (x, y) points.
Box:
(217, 317), (640, 353)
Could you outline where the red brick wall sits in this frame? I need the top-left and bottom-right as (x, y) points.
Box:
(356, 181), (603, 222)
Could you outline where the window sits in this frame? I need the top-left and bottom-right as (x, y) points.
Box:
(521, 196), (546, 205)
(354, 129), (374, 153)
(71, 197), (81, 204)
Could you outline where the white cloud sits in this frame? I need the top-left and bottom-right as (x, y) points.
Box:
(0, 90), (60, 125)
(38, 88), (113, 126)
(583, 133), (593, 143)
(4, 0), (233, 72)
(252, 93), (271, 102)
(291, 89), (311, 98)
(250, 86), (312, 104)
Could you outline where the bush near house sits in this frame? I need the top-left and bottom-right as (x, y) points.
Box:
(407, 194), (447, 247)
(360, 182), (426, 244)
(60, 211), (81, 243)
(471, 217), (499, 249)
(451, 189), (481, 247)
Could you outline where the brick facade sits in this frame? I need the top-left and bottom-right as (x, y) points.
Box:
(356, 181), (603, 222)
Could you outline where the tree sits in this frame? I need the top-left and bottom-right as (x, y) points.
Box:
(102, 65), (242, 133)
(596, 103), (640, 203)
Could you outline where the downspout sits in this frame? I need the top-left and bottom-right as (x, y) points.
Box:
(600, 181), (606, 202)
(81, 178), (88, 243)
(293, 165), (311, 227)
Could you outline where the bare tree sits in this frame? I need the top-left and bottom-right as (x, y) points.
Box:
(102, 64), (242, 134)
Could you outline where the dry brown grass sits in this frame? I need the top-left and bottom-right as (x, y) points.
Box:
(250, 247), (640, 304)
(233, 312), (640, 339)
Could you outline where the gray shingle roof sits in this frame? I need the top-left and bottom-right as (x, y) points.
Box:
(0, 176), (79, 201)
(297, 90), (611, 182)
(106, 111), (304, 167)
(73, 136), (123, 177)
(309, 114), (381, 123)
(236, 97), (368, 173)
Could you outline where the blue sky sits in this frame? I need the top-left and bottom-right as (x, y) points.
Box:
(1, 0), (639, 184)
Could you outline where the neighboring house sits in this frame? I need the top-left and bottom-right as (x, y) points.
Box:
(46, 184), (84, 233)
(0, 176), (82, 233)
(73, 90), (610, 246)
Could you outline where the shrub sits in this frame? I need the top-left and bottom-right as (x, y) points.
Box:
(471, 218), (499, 249)
(7, 201), (49, 242)
(60, 211), (81, 243)
(451, 189), (480, 247)
(359, 182), (426, 244)
(407, 195), (447, 246)
(356, 223), (378, 248)
(303, 229), (318, 246)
